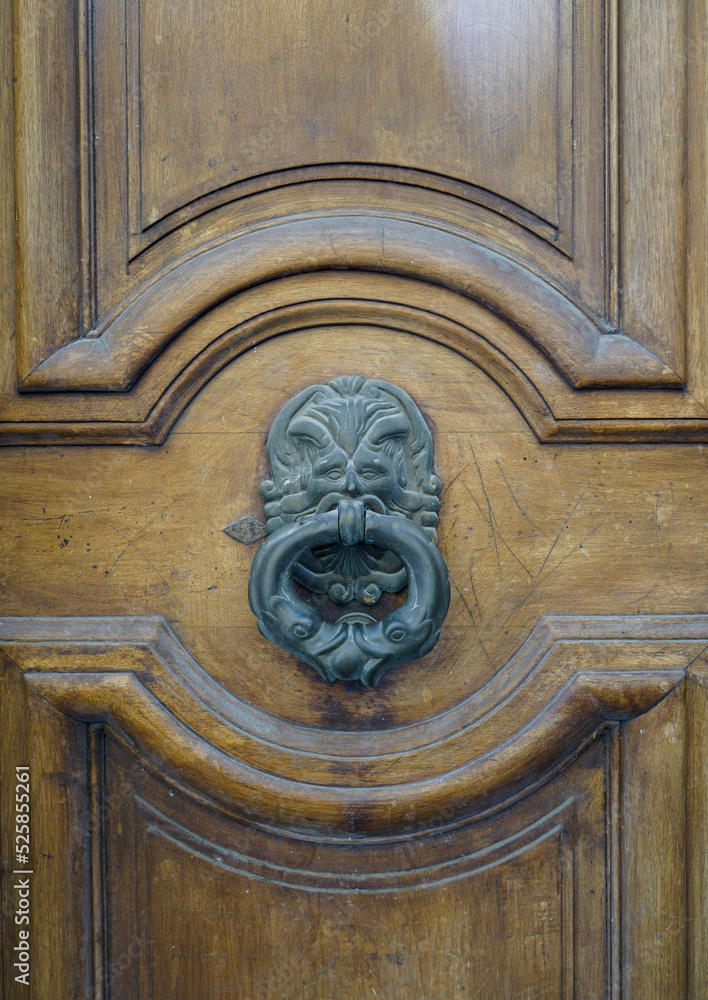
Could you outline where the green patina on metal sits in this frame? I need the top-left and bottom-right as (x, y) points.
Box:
(261, 375), (441, 605)
(247, 377), (450, 686)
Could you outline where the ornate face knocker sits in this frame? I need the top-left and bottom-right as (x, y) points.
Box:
(246, 376), (450, 686)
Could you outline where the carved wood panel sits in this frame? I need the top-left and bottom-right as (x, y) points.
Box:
(1, 627), (706, 997)
(108, 743), (583, 999)
(1, 334), (707, 991)
(2, 0), (707, 441)
(1, 0), (708, 995)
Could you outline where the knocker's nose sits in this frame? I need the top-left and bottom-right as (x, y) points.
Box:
(343, 468), (363, 495)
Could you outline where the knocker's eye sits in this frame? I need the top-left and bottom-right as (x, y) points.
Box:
(324, 470), (343, 482)
(360, 470), (383, 482)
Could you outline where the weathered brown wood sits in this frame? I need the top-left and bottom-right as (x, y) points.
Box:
(5, 285), (708, 446)
(686, 0), (708, 412)
(621, 685), (687, 998)
(0, 653), (92, 999)
(0, 634), (684, 835)
(3, 0), (708, 443)
(1, 0), (707, 994)
(687, 656), (708, 1000)
(1, 327), (708, 986)
(18, 216), (678, 393)
(620, 0), (687, 377)
(108, 750), (588, 1000)
(1, 614), (702, 777)
(1, 340), (708, 732)
(12, 0), (82, 379)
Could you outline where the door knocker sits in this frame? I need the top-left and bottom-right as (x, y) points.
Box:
(238, 376), (450, 685)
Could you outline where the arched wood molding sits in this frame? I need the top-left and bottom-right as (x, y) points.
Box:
(138, 795), (574, 889)
(2, 614), (705, 835)
(6, 267), (707, 448)
(95, 298), (558, 447)
(21, 216), (678, 393)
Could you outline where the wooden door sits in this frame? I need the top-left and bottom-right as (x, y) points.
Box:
(1, 1), (707, 997)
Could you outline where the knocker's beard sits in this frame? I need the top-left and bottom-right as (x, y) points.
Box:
(292, 491), (409, 605)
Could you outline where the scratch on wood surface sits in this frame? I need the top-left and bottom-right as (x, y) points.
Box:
(531, 968), (549, 997)
(443, 462), (471, 495)
(495, 459), (544, 535)
(507, 510), (610, 622)
(536, 494), (584, 578)
(325, 225), (338, 261)
(279, 951), (343, 1000)
(462, 477), (533, 578)
(451, 577), (491, 661)
(468, 441), (503, 581)
(626, 486), (680, 605)
(472, 971), (493, 996)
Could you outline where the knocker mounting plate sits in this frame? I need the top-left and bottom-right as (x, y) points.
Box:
(229, 376), (450, 685)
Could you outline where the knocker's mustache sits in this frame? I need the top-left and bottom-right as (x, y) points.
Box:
(314, 492), (389, 516)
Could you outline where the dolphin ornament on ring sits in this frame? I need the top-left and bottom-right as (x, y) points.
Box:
(248, 499), (450, 686)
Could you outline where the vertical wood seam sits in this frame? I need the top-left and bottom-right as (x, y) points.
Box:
(604, 0), (620, 328)
(606, 725), (622, 1000)
(89, 724), (107, 1000)
(78, 0), (97, 334)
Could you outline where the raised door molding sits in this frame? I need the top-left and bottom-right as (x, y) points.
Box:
(2, 613), (707, 994)
(2, 0), (707, 443)
(1, 612), (706, 833)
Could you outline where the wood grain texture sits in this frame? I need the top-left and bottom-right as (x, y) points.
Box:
(0, 613), (692, 834)
(103, 740), (601, 999)
(1, 334), (708, 739)
(12, 0), (81, 379)
(621, 685), (687, 998)
(2, 682), (613, 998)
(687, 655), (708, 999)
(5, 282), (708, 446)
(17, 216), (680, 393)
(8, 666), (697, 997)
(0, 652), (92, 999)
(0, 0), (15, 404)
(4, 0), (707, 444)
(2, 0), (707, 991)
(2, 337), (708, 737)
(134, 0), (569, 235)
(136, 813), (573, 997)
(87, 0), (583, 285)
(686, 0), (708, 411)
(620, 0), (687, 377)
(1, 356), (706, 987)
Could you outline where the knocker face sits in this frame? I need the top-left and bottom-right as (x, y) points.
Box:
(261, 376), (441, 604)
(305, 439), (400, 515)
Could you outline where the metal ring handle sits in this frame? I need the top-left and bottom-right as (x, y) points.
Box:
(248, 501), (450, 686)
